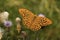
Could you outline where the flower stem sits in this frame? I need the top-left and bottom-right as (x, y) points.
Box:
(35, 31), (39, 40)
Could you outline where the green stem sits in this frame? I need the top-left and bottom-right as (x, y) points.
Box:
(23, 37), (25, 40)
(35, 31), (39, 40)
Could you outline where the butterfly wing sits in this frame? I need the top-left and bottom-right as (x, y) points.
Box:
(37, 16), (52, 26)
(30, 16), (52, 31)
(19, 8), (36, 29)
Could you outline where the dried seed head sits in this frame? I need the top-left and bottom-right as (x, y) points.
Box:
(16, 17), (21, 22)
(20, 31), (27, 37)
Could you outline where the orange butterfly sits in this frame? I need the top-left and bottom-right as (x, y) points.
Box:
(19, 8), (52, 31)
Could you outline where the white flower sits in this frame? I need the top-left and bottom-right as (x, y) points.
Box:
(0, 11), (9, 23)
(2, 12), (9, 18)
(38, 14), (45, 17)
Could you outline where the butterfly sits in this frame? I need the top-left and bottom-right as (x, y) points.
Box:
(19, 8), (52, 31)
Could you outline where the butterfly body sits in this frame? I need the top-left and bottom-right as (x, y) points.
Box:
(19, 8), (52, 31)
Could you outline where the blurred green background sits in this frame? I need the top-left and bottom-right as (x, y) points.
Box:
(0, 0), (60, 40)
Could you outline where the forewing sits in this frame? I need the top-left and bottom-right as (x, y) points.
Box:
(19, 8), (35, 29)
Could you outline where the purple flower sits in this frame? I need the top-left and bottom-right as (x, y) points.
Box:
(4, 21), (12, 27)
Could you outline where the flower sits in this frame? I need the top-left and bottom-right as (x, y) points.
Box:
(0, 11), (9, 23)
(16, 17), (21, 22)
(38, 14), (45, 17)
(4, 21), (12, 27)
(0, 27), (4, 39)
(20, 31), (27, 37)
(2, 12), (9, 17)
